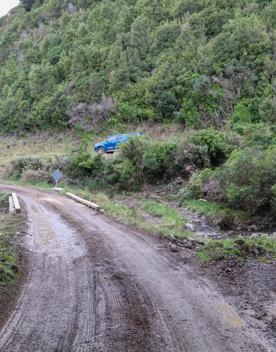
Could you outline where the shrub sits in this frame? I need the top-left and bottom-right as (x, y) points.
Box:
(78, 155), (105, 177)
(183, 145), (276, 218)
(189, 128), (232, 166)
(243, 123), (276, 148)
(69, 136), (213, 191)
(8, 157), (45, 178)
(180, 168), (215, 199)
(143, 142), (178, 181)
(174, 142), (210, 176)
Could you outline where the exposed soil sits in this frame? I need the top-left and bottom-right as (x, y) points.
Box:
(198, 258), (276, 349)
(0, 184), (274, 352)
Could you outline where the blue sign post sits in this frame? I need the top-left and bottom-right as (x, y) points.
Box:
(51, 170), (63, 187)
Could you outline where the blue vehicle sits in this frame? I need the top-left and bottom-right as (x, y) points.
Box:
(94, 132), (144, 154)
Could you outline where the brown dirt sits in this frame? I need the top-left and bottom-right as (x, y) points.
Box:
(197, 257), (276, 349)
(0, 184), (274, 352)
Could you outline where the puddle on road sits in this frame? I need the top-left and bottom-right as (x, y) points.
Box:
(27, 201), (86, 260)
(219, 303), (245, 329)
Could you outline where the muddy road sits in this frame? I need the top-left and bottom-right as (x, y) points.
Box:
(0, 184), (273, 352)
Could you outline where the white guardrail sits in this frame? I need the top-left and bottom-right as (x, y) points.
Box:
(65, 192), (101, 211)
(8, 191), (101, 214)
(9, 193), (21, 214)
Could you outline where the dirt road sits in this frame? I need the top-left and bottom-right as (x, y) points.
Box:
(0, 184), (273, 352)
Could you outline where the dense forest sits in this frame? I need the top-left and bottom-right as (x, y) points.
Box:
(0, 0), (274, 132)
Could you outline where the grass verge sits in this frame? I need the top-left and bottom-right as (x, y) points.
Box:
(0, 132), (78, 169)
(66, 188), (191, 239)
(183, 199), (249, 229)
(197, 236), (276, 262)
(0, 193), (23, 285)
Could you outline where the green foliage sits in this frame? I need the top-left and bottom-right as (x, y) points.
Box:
(143, 200), (185, 224)
(182, 199), (248, 228)
(197, 237), (276, 262)
(184, 145), (276, 218)
(8, 157), (45, 178)
(142, 200), (187, 237)
(143, 142), (178, 181)
(229, 99), (257, 126)
(20, 0), (37, 11)
(189, 128), (232, 165)
(0, 0), (275, 132)
(70, 136), (212, 190)
(0, 195), (22, 285)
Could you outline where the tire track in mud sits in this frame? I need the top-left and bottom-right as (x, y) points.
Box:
(0, 185), (274, 352)
(0, 201), (80, 351)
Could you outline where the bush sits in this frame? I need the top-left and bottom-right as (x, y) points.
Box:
(105, 159), (140, 190)
(189, 128), (233, 166)
(70, 136), (212, 190)
(20, 0), (37, 11)
(7, 155), (71, 182)
(78, 155), (105, 177)
(243, 123), (276, 148)
(8, 157), (45, 178)
(143, 142), (178, 181)
(183, 145), (276, 218)
(174, 142), (210, 176)
(119, 139), (209, 187)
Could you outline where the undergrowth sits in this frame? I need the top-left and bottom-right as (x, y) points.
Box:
(183, 199), (249, 229)
(0, 193), (22, 285)
(61, 186), (190, 239)
(197, 237), (276, 263)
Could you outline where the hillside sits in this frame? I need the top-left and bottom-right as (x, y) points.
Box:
(0, 0), (275, 132)
(0, 0), (275, 222)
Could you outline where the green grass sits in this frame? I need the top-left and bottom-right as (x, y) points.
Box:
(183, 199), (249, 228)
(60, 186), (190, 239)
(0, 194), (23, 285)
(142, 200), (187, 238)
(0, 192), (9, 207)
(0, 132), (78, 169)
(6, 178), (51, 189)
(197, 236), (276, 262)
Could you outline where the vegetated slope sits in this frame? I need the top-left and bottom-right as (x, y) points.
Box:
(0, 0), (275, 222)
(0, 0), (275, 132)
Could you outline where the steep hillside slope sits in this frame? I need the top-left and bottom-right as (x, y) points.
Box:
(0, 0), (275, 132)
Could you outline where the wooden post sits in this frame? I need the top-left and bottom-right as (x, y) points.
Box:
(11, 193), (21, 213)
(9, 196), (15, 214)
(65, 192), (101, 211)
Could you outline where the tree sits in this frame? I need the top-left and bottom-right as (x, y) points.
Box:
(20, 0), (36, 11)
